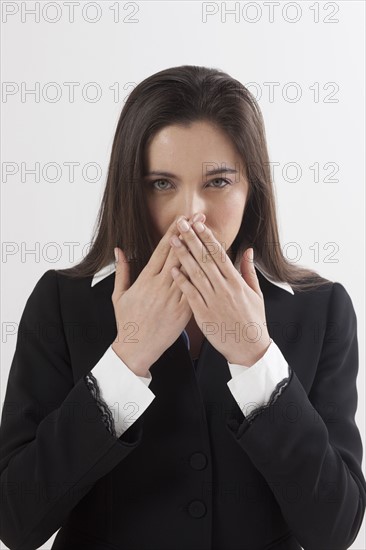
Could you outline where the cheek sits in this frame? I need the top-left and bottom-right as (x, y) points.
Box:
(232, 191), (247, 223)
(215, 195), (245, 230)
(209, 196), (245, 248)
(145, 202), (166, 245)
(146, 196), (172, 228)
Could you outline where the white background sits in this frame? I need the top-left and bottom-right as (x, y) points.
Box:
(1, 1), (365, 548)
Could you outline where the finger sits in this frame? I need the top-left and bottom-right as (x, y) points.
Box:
(160, 244), (182, 279)
(161, 246), (191, 292)
(183, 221), (234, 282)
(240, 248), (263, 297)
(178, 212), (206, 243)
(180, 265), (189, 278)
(150, 213), (206, 277)
(163, 216), (205, 280)
(112, 247), (130, 303)
(171, 263), (208, 308)
(145, 215), (191, 276)
(169, 236), (214, 296)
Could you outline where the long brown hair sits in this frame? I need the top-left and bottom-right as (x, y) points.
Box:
(57, 64), (332, 292)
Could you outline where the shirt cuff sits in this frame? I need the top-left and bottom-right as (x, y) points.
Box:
(90, 345), (155, 437)
(227, 341), (290, 420)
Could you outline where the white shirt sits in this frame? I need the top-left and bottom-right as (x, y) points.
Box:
(88, 260), (293, 437)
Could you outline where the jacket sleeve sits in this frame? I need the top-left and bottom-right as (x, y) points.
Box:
(226, 282), (366, 550)
(227, 339), (291, 423)
(83, 345), (155, 438)
(0, 270), (147, 550)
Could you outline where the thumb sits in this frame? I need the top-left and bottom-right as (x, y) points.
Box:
(113, 247), (130, 299)
(240, 248), (262, 297)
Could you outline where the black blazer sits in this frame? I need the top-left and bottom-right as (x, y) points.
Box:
(0, 268), (365, 550)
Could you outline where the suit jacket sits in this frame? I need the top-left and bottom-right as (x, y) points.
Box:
(0, 267), (365, 550)
(85, 260), (294, 440)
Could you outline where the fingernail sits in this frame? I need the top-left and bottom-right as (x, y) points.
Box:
(193, 221), (205, 233)
(114, 247), (119, 263)
(192, 213), (204, 223)
(178, 218), (190, 232)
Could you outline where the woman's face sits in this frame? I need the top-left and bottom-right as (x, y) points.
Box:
(143, 120), (249, 262)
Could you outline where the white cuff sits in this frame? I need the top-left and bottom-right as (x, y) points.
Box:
(91, 345), (155, 437)
(227, 341), (290, 418)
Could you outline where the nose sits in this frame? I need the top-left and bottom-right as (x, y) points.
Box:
(178, 191), (207, 224)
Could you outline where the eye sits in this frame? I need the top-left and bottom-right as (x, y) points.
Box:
(150, 179), (173, 191)
(149, 177), (232, 192)
(208, 178), (231, 188)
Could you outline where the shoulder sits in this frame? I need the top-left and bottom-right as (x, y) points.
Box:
(24, 269), (96, 316)
(298, 281), (356, 324)
(324, 281), (357, 334)
(22, 269), (59, 311)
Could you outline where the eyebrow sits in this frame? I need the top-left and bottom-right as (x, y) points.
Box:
(144, 167), (239, 179)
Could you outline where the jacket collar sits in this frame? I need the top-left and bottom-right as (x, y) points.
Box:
(91, 257), (294, 295)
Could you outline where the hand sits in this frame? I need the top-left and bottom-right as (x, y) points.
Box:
(169, 219), (271, 367)
(111, 213), (205, 376)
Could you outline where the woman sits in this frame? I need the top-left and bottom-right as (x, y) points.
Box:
(0, 65), (365, 550)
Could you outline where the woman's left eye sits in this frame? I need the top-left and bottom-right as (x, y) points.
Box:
(209, 178), (231, 188)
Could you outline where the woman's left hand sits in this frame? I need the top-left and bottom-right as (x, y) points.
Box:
(169, 218), (271, 367)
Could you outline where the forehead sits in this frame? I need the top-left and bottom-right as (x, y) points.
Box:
(145, 121), (242, 169)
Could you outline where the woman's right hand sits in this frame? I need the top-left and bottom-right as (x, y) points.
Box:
(110, 213), (205, 377)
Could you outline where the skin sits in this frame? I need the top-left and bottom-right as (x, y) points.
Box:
(141, 120), (271, 366)
(111, 216), (196, 376)
(111, 121), (271, 375)
(143, 120), (249, 261)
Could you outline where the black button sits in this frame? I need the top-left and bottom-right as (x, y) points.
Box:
(189, 452), (207, 470)
(188, 500), (207, 518)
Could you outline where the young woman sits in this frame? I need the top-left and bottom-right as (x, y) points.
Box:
(1, 65), (365, 550)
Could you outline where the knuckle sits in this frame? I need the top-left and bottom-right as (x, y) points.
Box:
(194, 267), (205, 279)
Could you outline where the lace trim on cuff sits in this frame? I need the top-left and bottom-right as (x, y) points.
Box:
(84, 372), (117, 438)
(245, 365), (293, 424)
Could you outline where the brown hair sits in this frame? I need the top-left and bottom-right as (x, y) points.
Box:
(57, 64), (332, 292)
